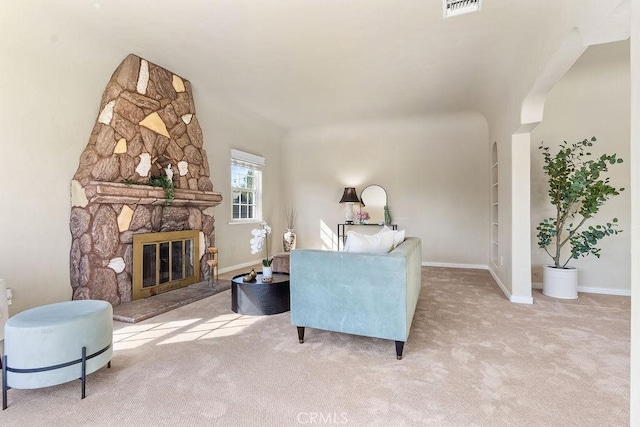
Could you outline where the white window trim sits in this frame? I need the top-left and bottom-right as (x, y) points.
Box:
(231, 149), (266, 168)
(230, 149), (265, 224)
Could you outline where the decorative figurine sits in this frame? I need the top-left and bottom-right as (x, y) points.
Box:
(243, 269), (257, 282)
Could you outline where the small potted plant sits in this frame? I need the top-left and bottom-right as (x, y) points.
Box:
(250, 222), (273, 281)
(536, 137), (624, 299)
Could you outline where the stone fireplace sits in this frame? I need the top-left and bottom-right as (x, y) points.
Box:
(69, 54), (222, 306)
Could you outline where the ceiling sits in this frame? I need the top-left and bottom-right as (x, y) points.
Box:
(32, 1), (627, 128)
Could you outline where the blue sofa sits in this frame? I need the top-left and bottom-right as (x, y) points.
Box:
(290, 237), (422, 359)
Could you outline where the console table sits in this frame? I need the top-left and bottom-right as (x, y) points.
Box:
(337, 223), (398, 250)
(231, 272), (290, 316)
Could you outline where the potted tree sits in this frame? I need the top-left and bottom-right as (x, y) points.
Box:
(536, 137), (624, 299)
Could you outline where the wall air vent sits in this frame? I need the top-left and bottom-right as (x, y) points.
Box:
(443, 0), (482, 18)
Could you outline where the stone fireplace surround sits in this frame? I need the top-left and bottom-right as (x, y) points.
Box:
(69, 54), (222, 306)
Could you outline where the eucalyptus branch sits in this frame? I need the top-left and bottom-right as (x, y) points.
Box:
(567, 215), (590, 236)
(557, 215), (589, 250)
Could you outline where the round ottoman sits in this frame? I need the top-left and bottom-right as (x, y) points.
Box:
(2, 300), (113, 409)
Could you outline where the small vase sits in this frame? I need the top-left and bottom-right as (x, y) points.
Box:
(262, 266), (273, 279)
(283, 229), (297, 252)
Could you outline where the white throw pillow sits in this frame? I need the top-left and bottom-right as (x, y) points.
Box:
(392, 229), (406, 249)
(344, 230), (395, 253)
(378, 226), (406, 249)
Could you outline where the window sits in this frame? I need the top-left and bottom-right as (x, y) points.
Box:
(231, 149), (264, 222)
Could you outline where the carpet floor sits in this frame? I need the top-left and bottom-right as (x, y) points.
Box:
(0, 267), (630, 426)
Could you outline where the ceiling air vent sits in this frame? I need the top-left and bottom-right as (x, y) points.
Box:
(443, 0), (482, 18)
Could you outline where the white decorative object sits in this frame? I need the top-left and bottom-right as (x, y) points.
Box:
(98, 100), (115, 125)
(108, 257), (126, 274)
(136, 153), (152, 177)
(542, 266), (578, 299)
(262, 266), (273, 280)
(344, 203), (355, 223)
(181, 114), (193, 124)
(136, 59), (149, 94)
(199, 231), (206, 260)
(165, 163), (173, 181)
(178, 161), (189, 176)
(283, 229), (297, 252)
(250, 222), (273, 269)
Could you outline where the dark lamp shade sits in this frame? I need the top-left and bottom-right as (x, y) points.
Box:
(339, 187), (360, 203)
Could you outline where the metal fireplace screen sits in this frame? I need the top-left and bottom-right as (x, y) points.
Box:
(132, 230), (200, 300)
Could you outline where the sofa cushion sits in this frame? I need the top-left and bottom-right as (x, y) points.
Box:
(344, 229), (395, 253)
(379, 225), (406, 249)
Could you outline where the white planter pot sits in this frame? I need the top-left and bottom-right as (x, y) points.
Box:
(542, 266), (578, 299)
(262, 266), (273, 279)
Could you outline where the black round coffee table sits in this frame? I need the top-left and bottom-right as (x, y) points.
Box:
(231, 272), (290, 315)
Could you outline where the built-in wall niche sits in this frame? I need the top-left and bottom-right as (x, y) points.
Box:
(490, 142), (499, 267)
(132, 230), (200, 300)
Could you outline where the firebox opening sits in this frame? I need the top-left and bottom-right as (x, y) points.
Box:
(132, 230), (200, 300)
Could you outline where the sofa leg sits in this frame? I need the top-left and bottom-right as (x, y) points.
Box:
(395, 341), (405, 360)
(297, 327), (305, 344)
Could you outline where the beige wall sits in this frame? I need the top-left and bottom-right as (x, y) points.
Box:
(530, 40), (631, 292)
(0, 11), (114, 315)
(0, 6), (285, 314)
(197, 92), (286, 272)
(282, 112), (490, 266)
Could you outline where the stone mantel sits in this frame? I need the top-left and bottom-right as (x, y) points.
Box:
(85, 181), (222, 208)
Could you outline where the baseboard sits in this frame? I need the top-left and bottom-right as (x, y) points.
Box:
(509, 295), (534, 304)
(488, 268), (533, 305)
(578, 286), (631, 296)
(219, 260), (260, 274)
(532, 281), (629, 296)
(421, 261), (488, 270)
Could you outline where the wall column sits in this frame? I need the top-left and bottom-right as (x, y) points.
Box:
(510, 132), (533, 303)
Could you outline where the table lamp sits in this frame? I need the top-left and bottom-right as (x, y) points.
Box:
(339, 187), (360, 224)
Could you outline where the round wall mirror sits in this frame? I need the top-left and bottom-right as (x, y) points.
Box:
(360, 185), (387, 224)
